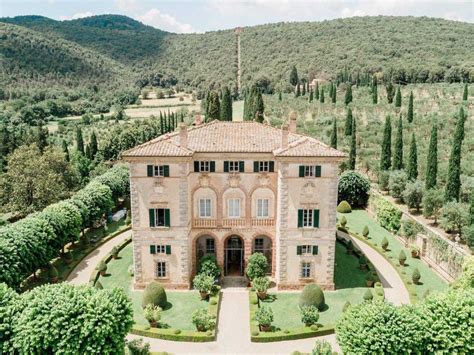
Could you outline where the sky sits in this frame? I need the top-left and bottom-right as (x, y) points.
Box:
(1, 0), (473, 33)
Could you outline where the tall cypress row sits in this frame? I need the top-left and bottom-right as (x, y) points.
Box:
(407, 91), (414, 123)
(463, 83), (468, 101)
(425, 123), (438, 190)
(445, 107), (466, 202)
(407, 132), (418, 181)
(395, 86), (402, 108)
(220, 86), (233, 121)
(344, 85), (353, 105)
(349, 117), (357, 169)
(380, 115), (392, 170)
(372, 81), (378, 104)
(289, 66), (298, 86)
(159, 112), (164, 135)
(332, 83), (337, 103)
(255, 89), (265, 123)
(344, 108), (353, 136)
(90, 131), (98, 159)
(320, 88), (325, 103)
(330, 117), (337, 149)
(329, 83), (333, 99)
(309, 89), (313, 102)
(76, 126), (84, 154)
(393, 115), (404, 170)
(315, 82), (319, 100)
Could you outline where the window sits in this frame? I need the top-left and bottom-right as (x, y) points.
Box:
(228, 199), (241, 218)
(206, 238), (215, 254)
(259, 161), (269, 172)
(297, 209), (320, 228)
(254, 161), (275, 173)
(229, 161), (239, 172)
(301, 262), (311, 278)
(200, 161), (210, 172)
(147, 165), (169, 177)
(301, 245), (312, 255)
(154, 165), (165, 177)
(199, 199), (211, 218)
(150, 245), (171, 255)
(254, 238), (264, 252)
(299, 165), (321, 177)
(156, 245), (166, 254)
(194, 161), (216, 172)
(302, 209), (313, 227)
(257, 199), (269, 218)
(149, 208), (170, 227)
(156, 262), (167, 278)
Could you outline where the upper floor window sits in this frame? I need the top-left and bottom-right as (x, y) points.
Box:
(299, 165), (321, 178)
(147, 164), (170, 177)
(254, 161), (275, 173)
(301, 262), (311, 278)
(297, 209), (320, 228)
(150, 245), (171, 255)
(297, 245), (318, 255)
(194, 161), (216, 173)
(156, 261), (167, 278)
(224, 161), (244, 173)
(199, 199), (212, 218)
(254, 238), (264, 252)
(228, 199), (241, 218)
(257, 199), (269, 218)
(149, 208), (170, 227)
(206, 238), (215, 254)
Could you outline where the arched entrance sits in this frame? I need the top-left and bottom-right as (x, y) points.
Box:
(224, 236), (244, 276)
(253, 236), (273, 275)
(195, 235), (216, 270)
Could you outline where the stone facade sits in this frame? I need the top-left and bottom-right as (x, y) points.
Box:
(123, 119), (345, 290)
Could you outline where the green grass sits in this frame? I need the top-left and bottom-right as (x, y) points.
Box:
(100, 243), (208, 330)
(339, 209), (448, 299)
(334, 240), (367, 289)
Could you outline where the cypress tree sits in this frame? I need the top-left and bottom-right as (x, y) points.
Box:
(332, 83), (337, 103)
(393, 116), (404, 170)
(407, 91), (414, 123)
(344, 85), (353, 105)
(220, 86), (233, 121)
(445, 107), (466, 202)
(407, 132), (418, 181)
(85, 144), (92, 160)
(278, 91), (282, 101)
(315, 82), (319, 100)
(309, 89), (313, 102)
(302, 81), (306, 96)
(372, 81), (378, 104)
(289, 66), (298, 86)
(349, 117), (357, 169)
(306, 81), (310, 93)
(62, 140), (69, 162)
(344, 108), (353, 136)
(425, 123), (438, 190)
(463, 83), (468, 101)
(255, 89), (265, 123)
(37, 123), (48, 153)
(90, 131), (98, 159)
(329, 83), (334, 99)
(76, 126), (84, 154)
(386, 82), (394, 104)
(159, 112), (164, 135)
(295, 83), (301, 97)
(243, 90), (249, 120)
(380, 116), (392, 171)
(320, 88), (325, 103)
(207, 91), (220, 121)
(395, 86), (402, 108)
(330, 117), (337, 149)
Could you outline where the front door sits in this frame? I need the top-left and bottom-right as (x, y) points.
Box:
(224, 236), (244, 276)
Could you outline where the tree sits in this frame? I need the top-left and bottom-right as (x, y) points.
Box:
(380, 116), (392, 170)
(349, 117), (357, 169)
(425, 123), (438, 190)
(372, 80), (378, 104)
(278, 91), (282, 101)
(440, 201), (469, 235)
(62, 140), (70, 162)
(393, 116), (404, 170)
(423, 188), (444, 224)
(75, 126), (84, 154)
(320, 88), (325, 103)
(332, 83), (337, 103)
(289, 66), (298, 86)
(220, 87), (233, 121)
(389, 170), (408, 200)
(344, 85), (353, 105)
(462, 83), (468, 101)
(386, 82), (395, 104)
(338, 171), (371, 207)
(330, 117), (337, 149)
(407, 133), (418, 181)
(315, 82), (319, 100)
(246, 253), (268, 280)
(302, 81), (306, 96)
(395, 86), (402, 107)
(90, 131), (98, 159)
(309, 89), (313, 102)
(403, 180), (424, 212)
(407, 91), (414, 123)
(206, 91), (220, 121)
(445, 107), (466, 202)
(295, 83), (301, 97)
(37, 123), (48, 153)
(344, 108), (353, 136)
(254, 89), (265, 123)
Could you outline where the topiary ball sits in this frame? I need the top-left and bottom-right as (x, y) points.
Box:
(310, 324), (319, 331)
(142, 281), (167, 308)
(337, 200), (352, 213)
(299, 284), (325, 311)
(174, 329), (181, 335)
(251, 330), (259, 336)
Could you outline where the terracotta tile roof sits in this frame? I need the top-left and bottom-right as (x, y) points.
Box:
(122, 120), (346, 158)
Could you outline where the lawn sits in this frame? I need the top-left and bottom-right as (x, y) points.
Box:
(334, 240), (367, 289)
(100, 243), (209, 330)
(338, 209), (448, 298)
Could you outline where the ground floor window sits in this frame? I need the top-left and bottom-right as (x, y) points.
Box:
(254, 238), (264, 252)
(301, 262), (311, 278)
(206, 238), (215, 254)
(156, 261), (167, 278)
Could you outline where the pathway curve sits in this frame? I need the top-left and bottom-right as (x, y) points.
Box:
(67, 229), (132, 285)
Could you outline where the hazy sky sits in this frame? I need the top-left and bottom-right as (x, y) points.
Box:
(1, 0), (473, 33)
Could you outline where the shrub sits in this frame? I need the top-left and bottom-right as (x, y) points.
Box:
(403, 180), (424, 212)
(97, 260), (107, 273)
(142, 282), (167, 308)
(299, 284), (325, 311)
(399, 250), (407, 265)
(452, 256), (474, 290)
(193, 274), (214, 294)
(440, 201), (469, 235)
(362, 225), (369, 238)
(48, 265), (58, 281)
(253, 276), (270, 293)
(389, 170), (408, 200)
(401, 218), (421, 241)
(111, 246), (119, 258)
(338, 171), (371, 207)
(340, 215), (347, 228)
(192, 309), (216, 331)
(0, 283), (18, 352)
(346, 240), (354, 253)
(255, 306), (273, 327)
(337, 200), (352, 213)
(381, 237), (389, 250)
(143, 304), (161, 326)
(342, 301), (351, 312)
(363, 289), (373, 302)
(412, 268), (421, 284)
(126, 339), (150, 355)
(365, 271), (375, 282)
(359, 255), (367, 269)
(251, 330), (259, 336)
(300, 305), (319, 326)
(246, 253), (268, 280)
(198, 255), (221, 279)
(311, 339), (333, 355)
(378, 170), (390, 191)
(374, 198), (402, 232)
(423, 188), (444, 223)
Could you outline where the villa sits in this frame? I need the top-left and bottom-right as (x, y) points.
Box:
(122, 114), (346, 290)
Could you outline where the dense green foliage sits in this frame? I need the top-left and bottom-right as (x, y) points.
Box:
(298, 284), (325, 311)
(425, 123), (438, 190)
(142, 281), (168, 308)
(338, 171), (371, 207)
(246, 253), (268, 280)
(198, 255), (221, 279)
(445, 108), (467, 202)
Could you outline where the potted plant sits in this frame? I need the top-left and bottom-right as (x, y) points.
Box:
(192, 309), (216, 332)
(253, 276), (270, 300)
(246, 253), (268, 282)
(363, 289), (373, 302)
(300, 305), (319, 327)
(255, 306), (273, 332)
(362, 225), (370, 239)
(410, 245), (420, 258)
(359, 255), (367, 270)
(48, 265), (58, 283)
(143, 304), (161, 328)
(365, 271), (375, 287)
(399, 250), (407, 266)
(63, 251), (73, 265)
(412, 268), (421, 285)
(97, 260), (107, 277)
(381, 237), (389, 251)
(111, 246), (119, 259)
(193, 273), (214, 300)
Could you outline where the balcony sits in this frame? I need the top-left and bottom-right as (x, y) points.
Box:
(251, 218), (275, 227)
(193, 219), (217, 228)
(192, 218), (275, 229)
(222, 218), (247, 228)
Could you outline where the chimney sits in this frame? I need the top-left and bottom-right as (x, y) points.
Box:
(289, 111), (297, 133)
(179, 122), (188, 148)
(281, 124), (289, 148)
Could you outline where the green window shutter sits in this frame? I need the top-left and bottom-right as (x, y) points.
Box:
(313, 209), (320, 228)
(210, 161), (216, 172)
(224, 161), (229, 172)
(239, 161), (245, 172)
(297, 246), (302, 255)
(254, 161), (259, 172)
(312, 246), (319, 255)
(149, 209), (155, 227)
(194, 161), (199, 172)
(297, 209), (303, 228)
(166, 245), (171, 255)
(315, 165), (322, 177)
(269, 161), (275, 172)
(150, 245), (156, 254)
(165, 209), (170, 227)
(147, 165), (153, 177)
(163, 165), (170, 177)
(299, 165), (305, 177)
